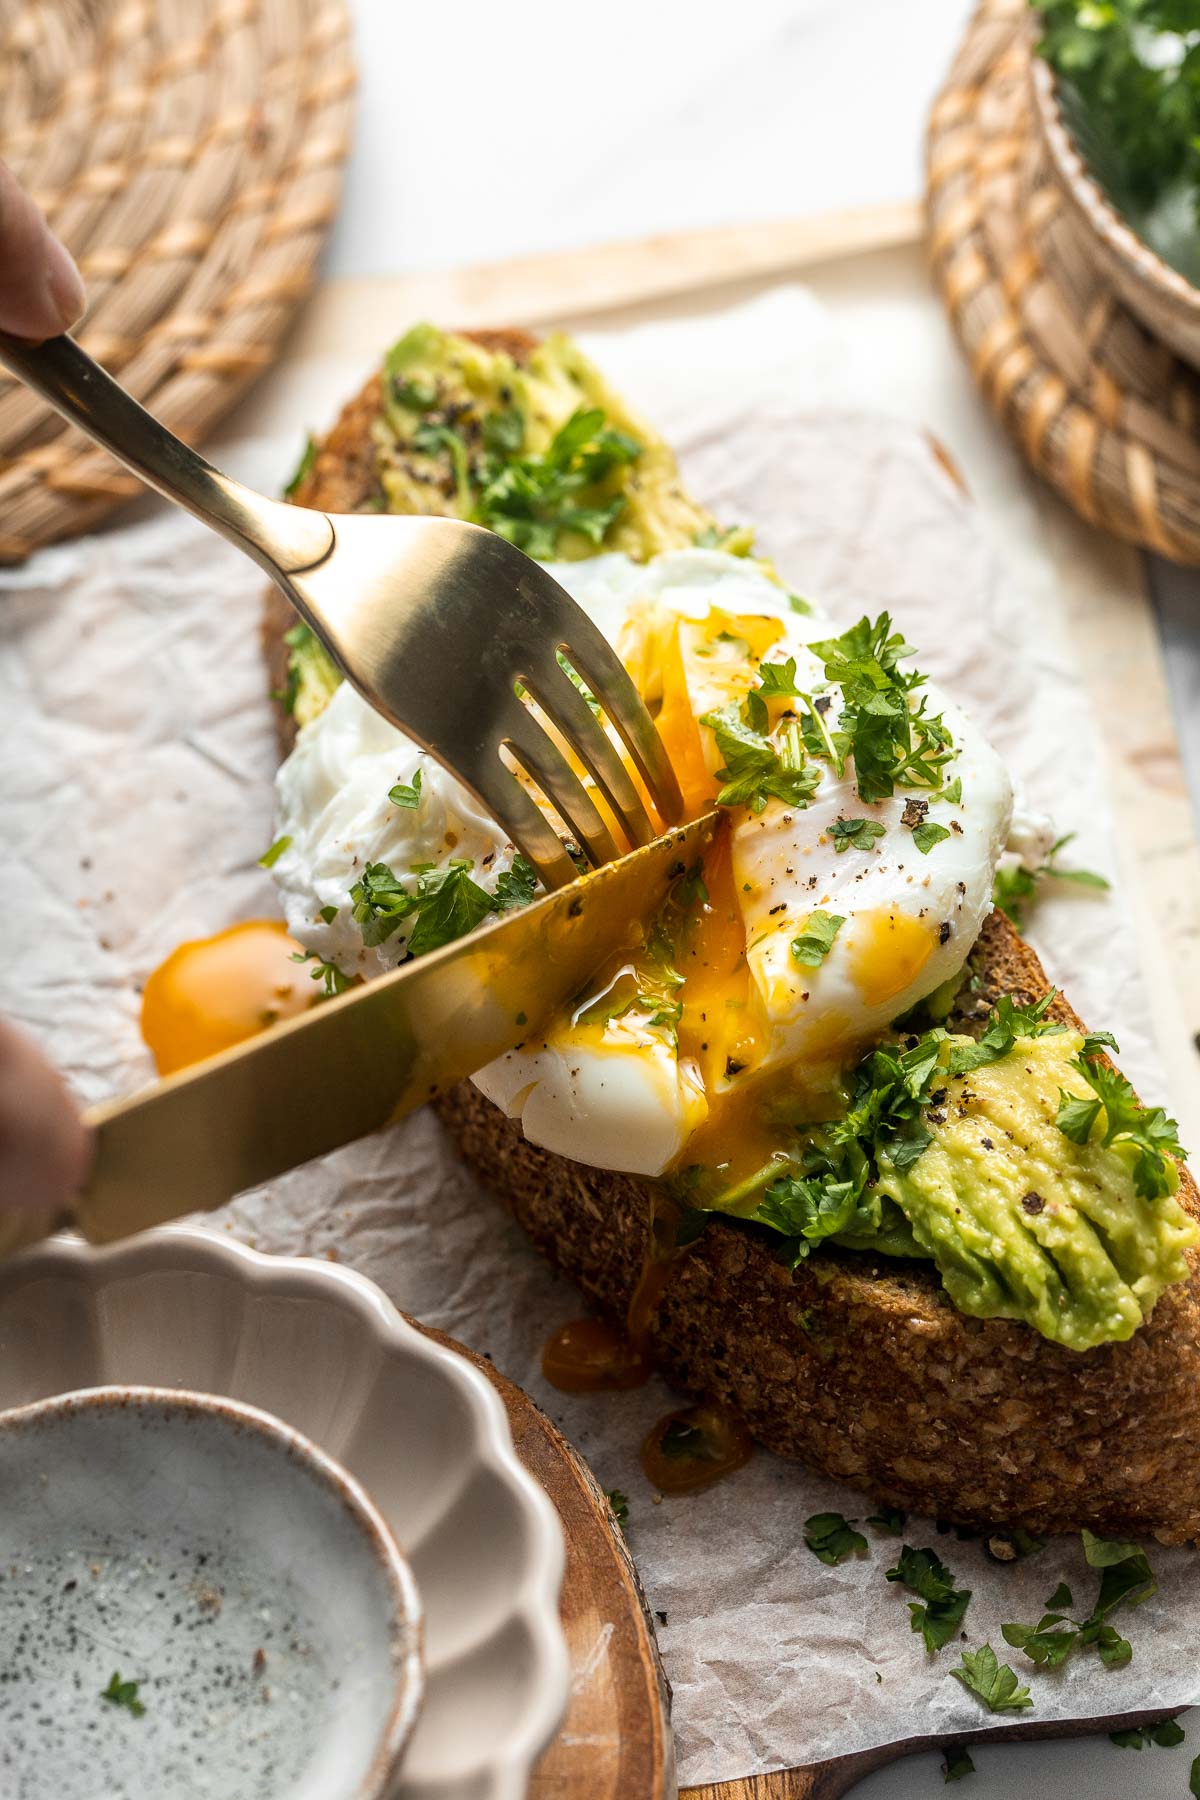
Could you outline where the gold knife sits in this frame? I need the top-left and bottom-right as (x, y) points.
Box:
(48, 814), (714, 1248)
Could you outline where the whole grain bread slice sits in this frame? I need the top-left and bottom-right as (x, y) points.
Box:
(266, 331), (1200, 1542)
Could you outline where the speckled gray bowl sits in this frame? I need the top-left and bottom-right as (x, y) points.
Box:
(0, 1385), (424, 1800)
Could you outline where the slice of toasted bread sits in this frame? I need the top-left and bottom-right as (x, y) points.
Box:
(266, 332), (1200, 1542)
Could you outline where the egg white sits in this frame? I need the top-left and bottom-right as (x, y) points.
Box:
(272, 550), (1013, 1178)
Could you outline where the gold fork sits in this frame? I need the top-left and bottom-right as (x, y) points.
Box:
(0, 331), (683, 889)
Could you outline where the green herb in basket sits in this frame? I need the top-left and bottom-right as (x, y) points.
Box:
(1032, 1), (1200, 244)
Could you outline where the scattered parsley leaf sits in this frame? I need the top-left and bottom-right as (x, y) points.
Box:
(291, 949), (352, 998)
(605, 1489), (629, 1529)
(943, 1746), (975, 1782)
(1111, 1717), (1185, 1750)
(992, 831), (1109, 927)
(914, 821), (952, 855)
(1001, 1613), (1078, 1669)
(868, 1506), (906, 1536)
(756, 657), (803, 698)
(1081, 1532), (1158, 1615)
(702, 702), (819, 814)
(1054, 1090), (1103, 1144)
(951, 1645), (1033, 1714)
(258, 834), (292, 869)
(283, 433), (317, 500)
(829, 817), (886, 855)
(318, 904), (339, 925)
(887, 1545), (972, 1653)
(803, 1511), (868, 1566)
(945, 991), (1063, 1077)
(790, 910), (845, 969)
(1192, 1751), (1200, 1799)
(388, 769), (423, 809)
(471, 405), (639, 558)
(943, 777), (962, 804)
(101, 1671), (145, 1718)
(405, 861), (496, 956)
(1045, 1581), (1074, 1612)
(807, 612), (956, 803)
(1056, 1061), (1185, 1199)
(494, 854), (538, 911)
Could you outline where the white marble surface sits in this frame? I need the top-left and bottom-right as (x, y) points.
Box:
(314, 4), (1200, 1795)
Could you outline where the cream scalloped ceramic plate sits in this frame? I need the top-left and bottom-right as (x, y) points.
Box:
(0, 1227), (570, 1800)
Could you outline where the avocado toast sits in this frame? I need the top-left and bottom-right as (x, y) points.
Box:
(264, 326), (1200, 1544)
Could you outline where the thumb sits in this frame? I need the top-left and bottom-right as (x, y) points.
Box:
(0, 159), (86, 342)
(0, 1019), (93, 1214)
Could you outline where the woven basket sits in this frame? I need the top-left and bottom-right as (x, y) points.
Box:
(927, 0), (1200, 564)
(0, 0), (354, 563)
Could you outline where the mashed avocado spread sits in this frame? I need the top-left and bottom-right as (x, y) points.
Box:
(694, 1007), (1194, 1353)
(877, 1030), (1196, 1350)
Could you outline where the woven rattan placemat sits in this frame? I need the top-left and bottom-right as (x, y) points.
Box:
(0, 0), (354, 563)
(927, 0), (1200, 564)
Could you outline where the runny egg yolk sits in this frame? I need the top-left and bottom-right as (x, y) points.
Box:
(141, 920), (312, 1076)
(844, 908), (936, 1008)
(619, 604), (785, 820)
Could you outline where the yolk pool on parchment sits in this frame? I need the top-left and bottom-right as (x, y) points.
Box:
(141, 920), (311, 1076)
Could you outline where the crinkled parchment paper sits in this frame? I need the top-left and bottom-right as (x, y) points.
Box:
(3, 290), (1198, 1785)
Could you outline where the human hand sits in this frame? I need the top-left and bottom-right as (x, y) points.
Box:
(0, 1020), (92, 1213)
(0, 158), (86, 341)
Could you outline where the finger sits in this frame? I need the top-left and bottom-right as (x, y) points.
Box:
(0, 160), (86, 341)
(0, 1019), (94, 1214)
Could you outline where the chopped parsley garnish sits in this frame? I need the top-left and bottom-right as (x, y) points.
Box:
(993, 832), (1109, 928)
(494, 854), (538, 911)
(701, 700), (819, 814)
(101, 1671), (145, 1718)
(605, 1489), (629, 1529)
(945, 991), (1064, 1077)
(474, 406), (641, 558)
(291, 949), (353, 998)
(388, 769), (423, 809)
(803, 1511), (868, 1566)
(1055, 1039), (1185, 1199)
(829, 817), (886, 855)
(283, 433), (317, 500)
(913, 821), (951, 855)
(790, 910), (845, 968)
(258, 834), (292, 869)
(1001, 1535), (1157, 1679)
(943, 777), (962, 805)
(405, 862), (497, 958)
(951, 1644), (1032, 1714)
(1111, 1718), (1186, 1751)
(755, 657), (803, 699)
(318, 904), (339, 925)
(807, 613), (956, 803)
(350, 855), (537, 959)
(942, 1747), (975, 1782)
(1000, 1610), (1078, 1669)
(886, 1544), (972, 1653)
(867, 1506), (906, 1536)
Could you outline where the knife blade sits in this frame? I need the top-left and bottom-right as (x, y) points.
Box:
(70, 813), (716, 1245)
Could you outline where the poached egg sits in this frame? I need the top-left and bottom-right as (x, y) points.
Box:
(271, 550), (1013, 1185)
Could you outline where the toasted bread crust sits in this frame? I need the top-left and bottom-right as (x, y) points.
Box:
(266, 331), (1200, 1541)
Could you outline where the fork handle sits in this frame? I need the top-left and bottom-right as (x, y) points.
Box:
(0, 330), (333, 575)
